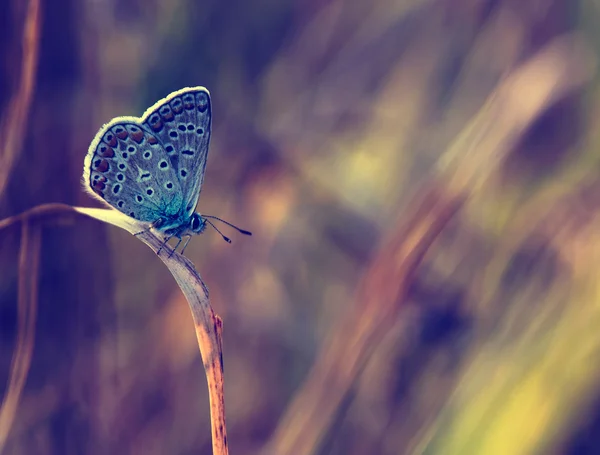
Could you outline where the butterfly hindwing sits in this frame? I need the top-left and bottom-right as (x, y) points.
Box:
(84, 120), (185, 223)
(142, 87), (211, 216)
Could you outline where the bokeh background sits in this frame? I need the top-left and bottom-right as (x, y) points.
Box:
(1, 0), (600, 454)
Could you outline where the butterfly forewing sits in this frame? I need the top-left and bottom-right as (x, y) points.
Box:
(142, 87), (211, 216)
(84, 120), (185, 222)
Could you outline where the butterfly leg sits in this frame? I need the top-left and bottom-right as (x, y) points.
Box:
(157, 235), (174, 256)
(133, 225), (152, 237)
(168, 236), (184, 258)
(180, 235), (193, 255)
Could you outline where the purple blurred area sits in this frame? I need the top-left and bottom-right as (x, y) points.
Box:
(1, 1), (600, 454)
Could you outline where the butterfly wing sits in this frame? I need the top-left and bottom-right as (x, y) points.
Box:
(83, 119), (185, 224)
(141, 87), (211, 217)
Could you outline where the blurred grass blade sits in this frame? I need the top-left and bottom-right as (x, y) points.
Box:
(439, 33), (597, 194)
(0, 0), (40, 198)
(0, 219), (41, 450)
(263, 184), (465, 455)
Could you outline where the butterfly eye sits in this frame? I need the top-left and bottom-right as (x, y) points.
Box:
(191, 215), (200, 230)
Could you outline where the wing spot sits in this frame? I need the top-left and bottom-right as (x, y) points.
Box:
(140, 172), (151, 181)
(196, 92), (209, 112)
(117, 173), (125, 181)
(117, 201), (124, 208)
(182, 150), (194, 156)
(112, 184), (121, 194)
(143, 151), (152, 159)
(98, 145), (115, 158)
(94, 159), (109, 172)
(146, 188), (154, 196)
(159, 160), (168, 169)
(136, 195), (143, 203)
(114, 126), (128, 139)
(127, 146), (136, 152)
(169, 131), (178, 139)
(118, 163), (126, 170)
(122, 152), (128, 159)
(183, 94), (195, 109)
(180, 169), (188, 178)
(196, 128), (204, 135)
(159, 105), (174, 121)
(92, 180), (106, 191)
(129, 211), (135, 217)
(148, 114), (164, 132)
(178, 124), (186, 132)
(128, 126), (144, 143)
(171, 99), (183, 113)
(165, 182), (173, 190)
(187, 124), (195, 131)
(165, 145), (174, 153)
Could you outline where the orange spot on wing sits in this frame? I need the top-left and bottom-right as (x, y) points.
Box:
(98, 145), (115, 158)
(130, 129), (144, 143)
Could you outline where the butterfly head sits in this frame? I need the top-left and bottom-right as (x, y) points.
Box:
(189, 213), (207, 235)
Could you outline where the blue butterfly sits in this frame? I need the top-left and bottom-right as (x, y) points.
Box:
(83, 87), (251, 255)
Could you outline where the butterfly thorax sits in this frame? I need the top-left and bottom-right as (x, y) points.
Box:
(154, 212), (206, 239)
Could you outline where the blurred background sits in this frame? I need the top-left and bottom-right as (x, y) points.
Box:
(1, 0), (600, 454)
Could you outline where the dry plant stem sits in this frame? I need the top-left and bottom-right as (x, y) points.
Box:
(0, 219), (41, 451)
(161, 257), (227, 455)
(264, 185), (466, 455)
(74, 208), (229, 455)
(0, 0), (40, 197)
(0, 204), (229, 455)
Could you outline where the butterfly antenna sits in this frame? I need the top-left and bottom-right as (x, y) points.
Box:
(204, 215), (252, 236)
(205, 218), (232, 243)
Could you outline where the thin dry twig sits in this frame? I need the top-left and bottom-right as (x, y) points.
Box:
(0, 0), (41, 197)
(0, 218), (41, 451)
(0, 204), (229, 455)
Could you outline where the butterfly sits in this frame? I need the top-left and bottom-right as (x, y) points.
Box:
(82, 86), (251, 255)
